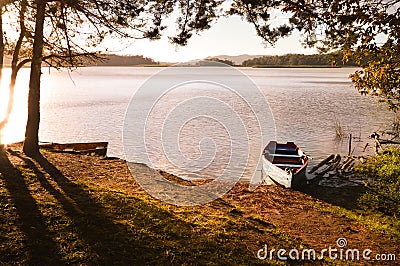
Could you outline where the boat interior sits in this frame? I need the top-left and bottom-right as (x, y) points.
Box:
(264, 142), (306, 173)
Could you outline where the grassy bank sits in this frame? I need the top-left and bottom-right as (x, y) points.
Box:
(354, 147), (400, 217)
(1, 144), (399, 265)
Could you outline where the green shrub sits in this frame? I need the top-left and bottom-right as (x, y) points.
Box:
(354, 147), (400, 217)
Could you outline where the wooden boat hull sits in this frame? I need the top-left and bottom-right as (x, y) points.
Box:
(262, 141), (308, 188)
(40, 142), (108, 156)
(262, 157), (293, 188)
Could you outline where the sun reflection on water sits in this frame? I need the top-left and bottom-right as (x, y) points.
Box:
(0, 68), (30, 144)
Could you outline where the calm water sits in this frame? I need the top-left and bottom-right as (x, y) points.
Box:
(0, 67), (392, 180)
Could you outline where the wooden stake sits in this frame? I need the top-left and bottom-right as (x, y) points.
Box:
(348, 133), (352, 156)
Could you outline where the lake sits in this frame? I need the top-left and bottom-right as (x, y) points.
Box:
(0, 67), (393, 181)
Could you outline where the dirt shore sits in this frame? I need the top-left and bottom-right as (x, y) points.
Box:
(0, 144), (398, 265)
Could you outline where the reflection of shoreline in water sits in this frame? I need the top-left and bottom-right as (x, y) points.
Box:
(0, 67), (393, 182)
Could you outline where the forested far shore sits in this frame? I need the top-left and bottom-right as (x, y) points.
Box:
(242, 53), (359, 67)
(92, 54), (159, 66)
(1, 53), (361, 68)
(91, 53), (362, 67)
(1, 54), (160, 67)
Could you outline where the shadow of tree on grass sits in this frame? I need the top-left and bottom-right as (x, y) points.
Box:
(2, 148), (212, 264)
(9, 150), (171, 264)
(0, 147), (63, 265)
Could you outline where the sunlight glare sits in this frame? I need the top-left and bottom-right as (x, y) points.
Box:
(0, 68), (29, 145)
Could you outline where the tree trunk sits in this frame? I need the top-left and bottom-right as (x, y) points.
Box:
(23, 0), (46, 156)
(0, 7), (4, 81)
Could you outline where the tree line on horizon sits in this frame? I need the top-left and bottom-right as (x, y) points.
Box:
(93, 53), (362, 67)
(94, 55), (158, 66)
(0, 54), (159, 67)
(241, 53), (359, 67)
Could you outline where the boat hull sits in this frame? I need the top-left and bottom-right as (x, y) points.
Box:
(40, 142), (108, 156)
(262, 156), (292, 188)
(262, 141), (308, 188)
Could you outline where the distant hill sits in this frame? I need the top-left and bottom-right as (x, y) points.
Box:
(205, 54), (266, 65)
(94, 54), (158, 66)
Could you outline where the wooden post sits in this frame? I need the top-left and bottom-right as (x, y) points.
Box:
(260, 168), (263, 183)
(348, 133), (352, 156)
(374, 138), (383, 155)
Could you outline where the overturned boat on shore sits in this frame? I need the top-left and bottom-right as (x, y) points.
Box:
(40, 142), (108, 156)
(262, 141), (309, 188)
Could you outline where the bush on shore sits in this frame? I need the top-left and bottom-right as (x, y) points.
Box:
(354, 147), (400, 217)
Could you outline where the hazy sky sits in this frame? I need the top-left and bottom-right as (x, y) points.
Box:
(105, 15), (317, 63)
